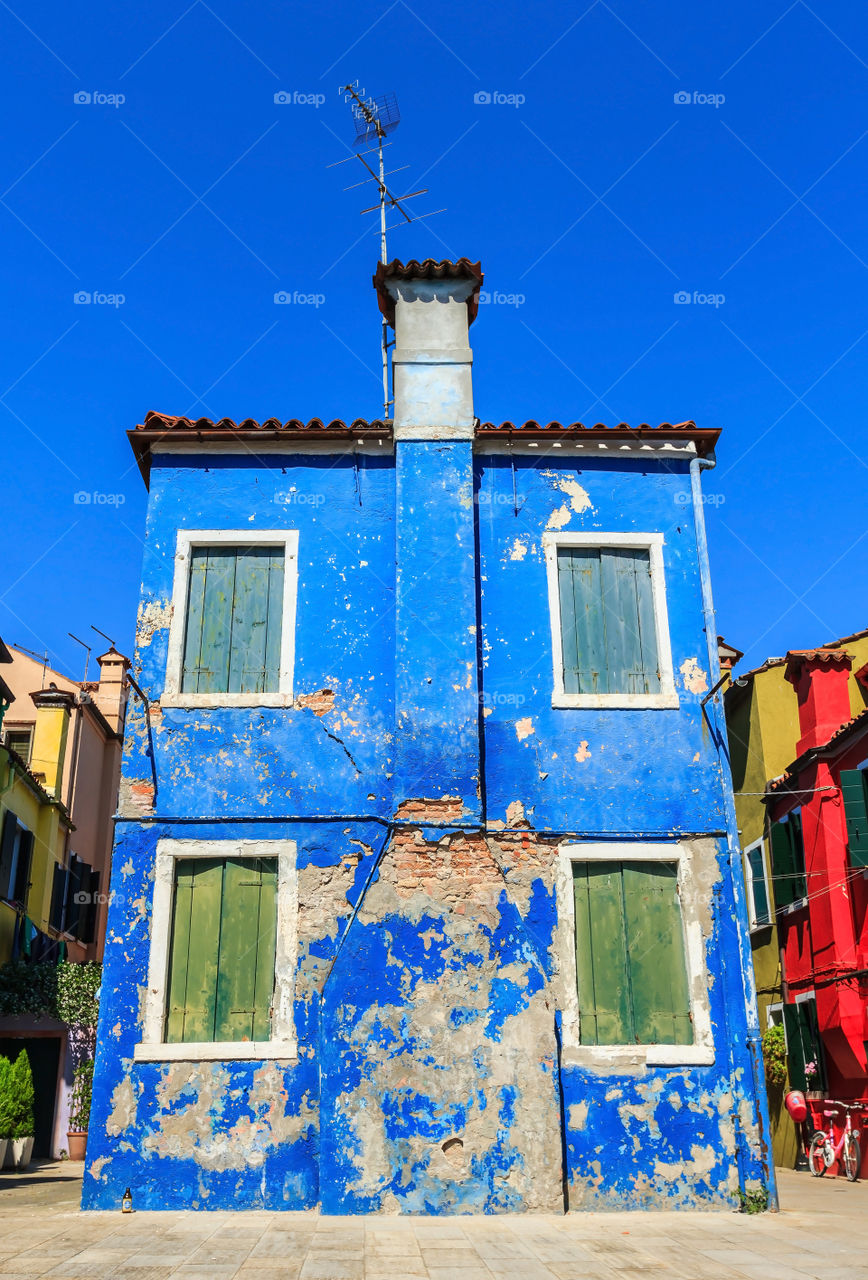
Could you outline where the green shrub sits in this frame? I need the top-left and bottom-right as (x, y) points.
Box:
(761, 1023), (788, 1088)
(0, 960), (59, 1018)
(738, 1185), (770, 1214)
(4, 1050), (35, 1139)
(69, 1059), (94, 1132)
(0, 1056), (12, 1140)
(56, 962), (101, 1031)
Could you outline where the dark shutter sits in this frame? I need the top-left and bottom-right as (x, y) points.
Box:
(65, 856), (85, 938)
(840, 769), (868, 869)
(0, 811), (18, 899)
(78, 867), (100, 944)
(49, 863), (68, 932)
(12, 829), (33, 907)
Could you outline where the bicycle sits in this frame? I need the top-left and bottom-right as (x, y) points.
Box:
(808, 1101), (862, 1181)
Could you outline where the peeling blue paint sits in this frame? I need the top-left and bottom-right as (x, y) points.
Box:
(84, 413), (773, 1213)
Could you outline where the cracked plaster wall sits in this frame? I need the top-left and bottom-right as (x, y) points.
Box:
(84, 445), (771, 1213)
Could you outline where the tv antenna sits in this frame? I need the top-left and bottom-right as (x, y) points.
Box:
(330, 83), (445, 419)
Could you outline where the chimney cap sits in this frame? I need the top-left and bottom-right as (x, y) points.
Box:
(373, 258), (483, 327)
(784, 648), (852, 684)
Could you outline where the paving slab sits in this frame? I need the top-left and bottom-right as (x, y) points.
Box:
(1, 1164), (866, 1278)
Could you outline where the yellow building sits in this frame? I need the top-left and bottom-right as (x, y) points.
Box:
(0, 638), (129, 1157)
(725, 627), (868, 1168)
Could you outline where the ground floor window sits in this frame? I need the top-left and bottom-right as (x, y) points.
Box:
(135, 838), (297, 1062)
(783, 995), (826, 1093)
(556, 841), (714, 1066)
(572, 859), (692, 1047)
(166, 857), (277, 1044)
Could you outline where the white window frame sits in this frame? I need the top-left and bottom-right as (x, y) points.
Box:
(743, 837), (772, 931)
(555, 841), (714, 1067)
(542, 532), (678, 709)
(162, 529), (299, 708)
(134, 838), (298, 1062)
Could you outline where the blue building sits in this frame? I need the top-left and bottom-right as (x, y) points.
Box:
(84, 258), (774, 1212)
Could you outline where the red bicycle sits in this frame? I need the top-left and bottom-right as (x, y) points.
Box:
(808, 1102), (862, 1181)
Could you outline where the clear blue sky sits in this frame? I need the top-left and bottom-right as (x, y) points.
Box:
(1, 1), (865, 680)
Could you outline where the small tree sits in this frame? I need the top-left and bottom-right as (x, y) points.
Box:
(69, 1059), (94, 1133)
(9, 1050), (34, 1139)
(0, 1056), (12, 1140)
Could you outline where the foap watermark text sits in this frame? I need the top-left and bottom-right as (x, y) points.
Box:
(274, 91), (326, 106)
(473, 91), (525, 107)
(74, 291), (125, 307)
(674, 290), (725, 307)
(674, 90), (725, 108)
(275, 291), (325, 307)
(74, 91), (125, 107)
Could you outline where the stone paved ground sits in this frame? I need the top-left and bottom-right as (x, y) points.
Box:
(0, 1165), (865, 1279)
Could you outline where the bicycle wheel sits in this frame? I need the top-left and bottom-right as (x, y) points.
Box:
(843, 1133), (861, 1182)
(808, 1132), (828, 1176)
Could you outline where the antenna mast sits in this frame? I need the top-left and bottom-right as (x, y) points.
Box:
(334, 84), (445, 420)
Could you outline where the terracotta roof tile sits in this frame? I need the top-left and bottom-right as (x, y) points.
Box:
(138, 411), (390, 433)
(373, 258), (484, 326)
(477, 420), (719, 455)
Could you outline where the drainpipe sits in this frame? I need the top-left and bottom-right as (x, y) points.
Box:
(689, 453), (779, 1211)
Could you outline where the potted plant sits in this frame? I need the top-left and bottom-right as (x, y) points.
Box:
(67, 1060), (93, 1161)
(6, 1049), (34, 1169)
(804, 1060), (824, 1100)
(0, 1056), (11, 1169)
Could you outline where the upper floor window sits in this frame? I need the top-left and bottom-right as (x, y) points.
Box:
(163, 531), (298, 708)
(543, 533), (678, 709)
(743, 837), (771, 928)
(769, 808), (806, 910)
(840, 767), (868, 869)
(3, 724), (33, 765)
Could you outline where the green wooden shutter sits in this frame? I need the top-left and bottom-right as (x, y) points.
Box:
(166, 857), (277, 1044)
(573, 861), (631, 1045)
(746, 844), (770, 925)
(782, 1002), (806, 1090)
(557, 547), (659, 696)
(789, 811), (807, 901)
(601, 549), (660, 695)
(840, 769), (868, 868)
(770, 818), (796, 909)
(622, 862), (692, 1045)
(227, 549), (284, 694)
(182, 547), (284, 695)
(166, 858), (223, 1042)
(558, 549), (606, 694)
(214, 858), (277, 1041)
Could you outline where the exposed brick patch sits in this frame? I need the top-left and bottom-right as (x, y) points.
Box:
(295, 689), (335, 716)
(395, 796), (464, 823)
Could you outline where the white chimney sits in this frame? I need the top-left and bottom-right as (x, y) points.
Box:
(373, 260), (482, 439)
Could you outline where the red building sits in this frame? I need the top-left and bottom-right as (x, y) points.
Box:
(766, 647), (868, 1155)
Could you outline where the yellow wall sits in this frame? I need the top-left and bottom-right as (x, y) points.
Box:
(0, 748), (71, 964)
